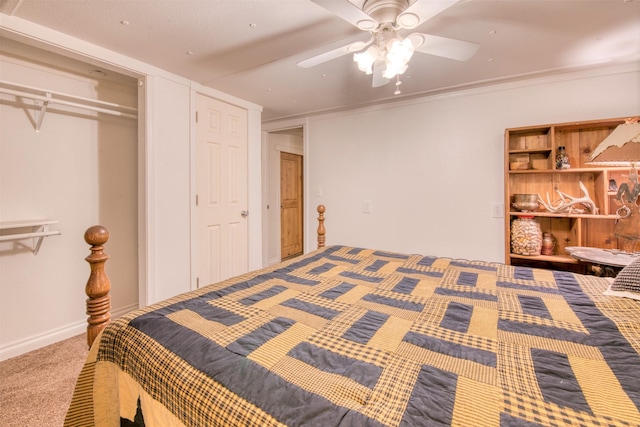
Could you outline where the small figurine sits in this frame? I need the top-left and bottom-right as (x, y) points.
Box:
(616, 167), (640, 206)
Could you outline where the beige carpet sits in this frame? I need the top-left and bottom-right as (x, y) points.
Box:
(0, 334), (88, 427)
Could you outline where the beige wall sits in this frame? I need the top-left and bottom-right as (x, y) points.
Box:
(0, 44), (138, 359)
(302, 65), (640, 262)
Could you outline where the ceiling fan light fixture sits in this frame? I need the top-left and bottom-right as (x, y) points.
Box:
(305, 0), (476, 89)
(383, 37), (414, 78)
(386, 38), (414, 62)
(354, 45), (380, 74)
(383, 61), (408, 79)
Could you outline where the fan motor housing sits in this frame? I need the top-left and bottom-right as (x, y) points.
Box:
(362, 0), (410, 24)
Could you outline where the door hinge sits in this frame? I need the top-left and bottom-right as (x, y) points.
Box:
(196, 277), (200, 288)
(195, 111), (198, 123)
(196, 194), (199, 206)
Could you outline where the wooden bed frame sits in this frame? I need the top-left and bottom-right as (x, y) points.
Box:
(82, 204), (327, 348)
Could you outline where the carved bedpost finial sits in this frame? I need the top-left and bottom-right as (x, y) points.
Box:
(317, 205), (326, 249)
(84, 225), (111, 349)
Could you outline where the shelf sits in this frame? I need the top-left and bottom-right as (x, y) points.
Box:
(508, 148), (552, 154)
(0, 219), (59, 229)
(505, 117), (629, 272)
(509, 167), (600, 174)
(0, 219), (61, 254)
(0, 81), (137, 132)
(508, 211), (618, 219)
(509, 166), (630, 174)
(0, 230), (61, 241)
(509, 253), (579, 264)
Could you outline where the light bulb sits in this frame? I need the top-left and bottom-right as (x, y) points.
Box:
(383, 37), (414, 78)
(386, 38), (414, 64)
(354, 45), (379, 75)
(383, 62), (408, 79)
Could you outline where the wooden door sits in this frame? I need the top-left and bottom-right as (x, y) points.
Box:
(280, 152), (303, 260)
(196, 94), (248, 286)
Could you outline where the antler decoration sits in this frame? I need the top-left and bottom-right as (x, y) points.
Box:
(538, 181), (599, 214)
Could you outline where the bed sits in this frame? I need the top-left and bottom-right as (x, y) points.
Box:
(65, 205), (640, 426)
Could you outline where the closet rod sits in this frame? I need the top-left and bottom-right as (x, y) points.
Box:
(0, 81), (137, 119)
(4, 81), (138, 113)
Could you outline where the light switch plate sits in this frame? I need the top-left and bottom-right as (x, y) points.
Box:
(492, 203), (504, 218)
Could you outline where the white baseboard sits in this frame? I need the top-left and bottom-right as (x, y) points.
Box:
(0, 303), (138, 361)
(268, 257), (281, 266)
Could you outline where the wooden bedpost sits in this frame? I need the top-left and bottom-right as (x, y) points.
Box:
(84, 225), (111, 348)
(317, 205), (325, 249)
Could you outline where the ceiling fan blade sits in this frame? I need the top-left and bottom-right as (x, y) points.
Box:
(371, 61), (391, 87)
(311, 0), (378, 30)
(297, 38), (372, 68)
(409, 33), (479, 61)
(397, 0), (461, 29)
(297, 45), (351, 68)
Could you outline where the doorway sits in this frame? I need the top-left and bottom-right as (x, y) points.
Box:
(265, 127), (304, 265)
(280, 152), (303, 260)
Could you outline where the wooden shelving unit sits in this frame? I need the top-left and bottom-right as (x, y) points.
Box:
(504, 117), (629, 272)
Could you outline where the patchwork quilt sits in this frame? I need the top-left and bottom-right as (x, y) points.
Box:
(65, 246), (640, 426)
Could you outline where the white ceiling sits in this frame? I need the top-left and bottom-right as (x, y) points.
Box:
(1, 0), (639, 122)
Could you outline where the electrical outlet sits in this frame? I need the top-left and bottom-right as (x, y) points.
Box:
(492, 203), (504, 218)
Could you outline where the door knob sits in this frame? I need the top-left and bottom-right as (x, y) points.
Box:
(241, 210), (249, 218)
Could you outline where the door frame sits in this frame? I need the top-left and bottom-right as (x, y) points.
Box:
(262, 121), (308, 266)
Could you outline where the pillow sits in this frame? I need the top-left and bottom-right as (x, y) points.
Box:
(604, 257), (640, 300)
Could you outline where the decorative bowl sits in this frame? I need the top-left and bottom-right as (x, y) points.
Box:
(512, 194), (539, 212)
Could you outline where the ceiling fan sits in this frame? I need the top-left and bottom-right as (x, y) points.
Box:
(298, 0), (479, 91)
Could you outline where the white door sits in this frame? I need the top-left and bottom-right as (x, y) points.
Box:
(196, 94), (248, 287)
